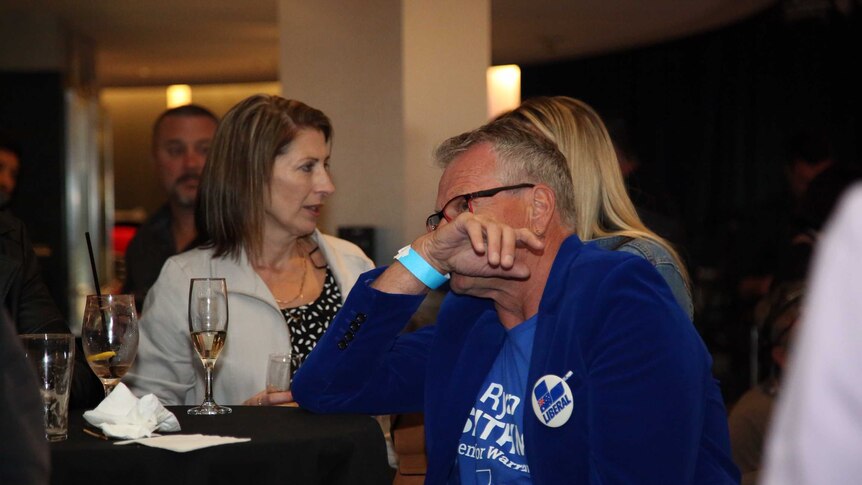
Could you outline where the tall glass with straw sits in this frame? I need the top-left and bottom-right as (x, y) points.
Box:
(81, 294), (139, 396)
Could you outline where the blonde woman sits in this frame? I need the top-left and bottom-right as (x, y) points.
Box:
(500, 96), (693, 319)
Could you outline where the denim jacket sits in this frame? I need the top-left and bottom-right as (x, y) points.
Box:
(591, 235), (693, 320)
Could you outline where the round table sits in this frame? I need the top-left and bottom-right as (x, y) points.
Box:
(50, 405), (391, 485)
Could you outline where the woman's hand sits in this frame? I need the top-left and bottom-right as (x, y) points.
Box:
(243, 390), (295, 406)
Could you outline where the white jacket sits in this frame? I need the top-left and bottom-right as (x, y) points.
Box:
(125, 230), (374, 405)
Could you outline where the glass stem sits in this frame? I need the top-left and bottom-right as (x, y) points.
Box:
(204, 363), (214, 403)
(103, 382), (116, 397)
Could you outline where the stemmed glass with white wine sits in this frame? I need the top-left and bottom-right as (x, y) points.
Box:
(81, 294), (139, 397)
(188, 278), (231, 415)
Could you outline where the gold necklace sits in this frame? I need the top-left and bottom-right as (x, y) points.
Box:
(274, 252), (309, 307)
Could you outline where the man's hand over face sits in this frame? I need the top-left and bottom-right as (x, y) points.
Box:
(415, 212), (544, 280)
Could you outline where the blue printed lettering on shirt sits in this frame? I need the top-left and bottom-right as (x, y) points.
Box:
(457, 316), (536, 484)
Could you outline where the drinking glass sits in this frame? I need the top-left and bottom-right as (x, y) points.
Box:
(20, 333), (75, 441)
(266, 353), (304, 393)
(188, 278), (231, 415)
(81, 294), (139, 397)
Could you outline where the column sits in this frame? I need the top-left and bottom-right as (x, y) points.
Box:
(279, 0), (490, 262)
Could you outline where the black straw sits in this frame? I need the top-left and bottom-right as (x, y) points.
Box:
(85, 232), (102, 297)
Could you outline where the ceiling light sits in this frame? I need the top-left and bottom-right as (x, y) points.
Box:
(166, 85), (192, 108)
(487, 65), (521, 119)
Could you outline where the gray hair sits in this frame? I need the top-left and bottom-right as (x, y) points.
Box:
(434, 119), (576, 230)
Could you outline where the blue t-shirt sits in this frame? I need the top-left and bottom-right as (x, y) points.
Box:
(457, 315), (536, 484)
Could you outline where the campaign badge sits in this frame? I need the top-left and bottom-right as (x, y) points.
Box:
(531, 372), (574, 428)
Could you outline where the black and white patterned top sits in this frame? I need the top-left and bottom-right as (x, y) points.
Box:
(280, 267), (343, 361)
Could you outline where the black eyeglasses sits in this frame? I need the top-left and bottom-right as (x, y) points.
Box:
(425, 183), (535, 231)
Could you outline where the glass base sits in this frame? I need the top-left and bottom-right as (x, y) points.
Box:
(187, 402), (232, 415)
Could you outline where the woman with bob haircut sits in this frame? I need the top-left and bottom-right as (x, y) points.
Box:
(498, 96), (692, 319)
(126, 95), (374, 406)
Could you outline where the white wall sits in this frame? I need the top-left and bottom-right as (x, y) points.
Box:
(402, 1), (490, 243)
(279, 0), (489, 263)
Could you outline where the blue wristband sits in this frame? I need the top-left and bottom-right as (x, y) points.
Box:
(394, 245), (450, 289)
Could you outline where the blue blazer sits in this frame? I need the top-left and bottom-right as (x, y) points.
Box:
(293, 235), (739, 484)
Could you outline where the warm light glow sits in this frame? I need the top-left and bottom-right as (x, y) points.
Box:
(166, 85), (192, 108)
(487, 65), (521, 119)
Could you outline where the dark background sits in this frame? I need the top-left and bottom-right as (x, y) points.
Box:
(522, 5), (861, 402)
(0, 71), (69, 321)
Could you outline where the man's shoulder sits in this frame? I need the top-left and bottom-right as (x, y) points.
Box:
(0, 212), (33, 261)
(0, 211), (23, 243)
(133, 206), (172, 234)
(125, 206), (174, 252)
(550, 236), (678, 312)
(567, 236), (647, 273)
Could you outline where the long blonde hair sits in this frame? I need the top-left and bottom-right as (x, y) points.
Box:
(500, 96), (690, 288)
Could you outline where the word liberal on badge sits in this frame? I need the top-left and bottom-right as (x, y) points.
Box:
(531, 371), (573, 428)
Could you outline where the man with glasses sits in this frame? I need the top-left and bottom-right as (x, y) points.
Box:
(290, 120), (738, 484)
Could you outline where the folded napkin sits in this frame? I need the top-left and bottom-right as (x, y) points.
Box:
(83, 383), (181, 439)
(114, 434), (251, 452)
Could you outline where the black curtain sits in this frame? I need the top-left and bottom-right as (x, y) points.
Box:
(522, 5), (861, 403)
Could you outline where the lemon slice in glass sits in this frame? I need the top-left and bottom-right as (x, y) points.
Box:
(87, 350), (117, 362)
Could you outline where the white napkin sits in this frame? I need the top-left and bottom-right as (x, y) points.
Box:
(114, 434), (251, 452)
(83, 383), (181, 439)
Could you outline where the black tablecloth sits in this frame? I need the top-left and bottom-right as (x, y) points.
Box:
(50, 406), (391, 485)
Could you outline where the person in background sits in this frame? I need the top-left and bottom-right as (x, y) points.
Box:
(0, 136), (21, 208)
(761, 184), (862, 485)
(736, 129), (842, 301)
(0, 210), (102, 408)
(289, 117), (738, 484)
(122, 104), (219, 312)
(499, 97), (692, 319)
(126, 95), (374, 407)
(729, 282), (803, 485)
(605, 117), (688, 254)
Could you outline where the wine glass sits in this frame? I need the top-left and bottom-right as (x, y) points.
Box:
(81, 294), (139, 397)
(188, 278), (231, 415)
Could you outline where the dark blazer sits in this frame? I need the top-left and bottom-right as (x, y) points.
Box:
(0, 211), (102, 408)
(294, 235), (740, 484)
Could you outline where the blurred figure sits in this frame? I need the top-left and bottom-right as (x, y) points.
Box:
(499, 97), (692, 319)
(774, 131), (861, 283)
(0, 136), (20, 208)
(762, 184), (862, 485)
(0, 307), (49, 485)
(737, 130), (858, 300)
(0, 210), (102, 408)
(122, 104), (219, 311)
(729, 282), (803, 485)
(126, 95), (373, 406)
(784, 130), (834, 201)
(605, 117), (687, 251)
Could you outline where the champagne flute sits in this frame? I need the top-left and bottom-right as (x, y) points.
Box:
(188, 278), (231, 415)
(81, 294), (139, 397)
